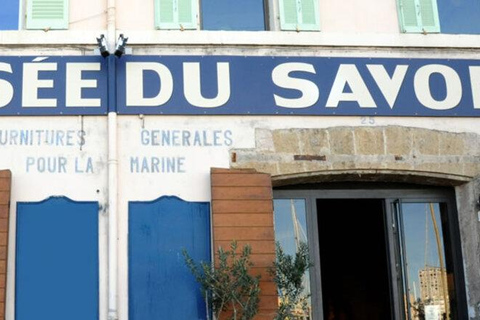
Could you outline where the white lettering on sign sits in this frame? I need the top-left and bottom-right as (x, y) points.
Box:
(367, 64), (408, 109)
(126, 62), (173, 107)
(66, 63), (101, 107)
(22, 62), (57, 107)
(414, 64), (462, 110)
(183, 62), (231, 108)
(0, 58), (478, 115)
(470, 66), (480, 109)
(326, 64), (376, 108)
(272, 63), (319, 108)
(0, 63), (14, 108)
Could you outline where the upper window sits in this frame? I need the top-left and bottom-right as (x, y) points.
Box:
(397, 0), (441, 33)
(0, 0), (20, 30)
(398, 0), (480, 34)
(437, 0), (480, 34)
(154, 0), (321, 31)
(202, 0), (266, 31)
(1, 0), (72, 31)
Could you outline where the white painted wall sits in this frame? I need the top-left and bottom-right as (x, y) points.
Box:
(0, 116), (108, 320)
(1, 113), (479, 320)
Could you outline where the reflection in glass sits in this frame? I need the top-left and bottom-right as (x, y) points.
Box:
(273, 199), (312, 319)
(398, 202), (455, 320)
(201, 0), (265, 31)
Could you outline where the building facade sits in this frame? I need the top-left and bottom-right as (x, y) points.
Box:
(0, 0), (479, 319)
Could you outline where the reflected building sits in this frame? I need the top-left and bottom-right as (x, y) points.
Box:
(419, 266), (449, 320)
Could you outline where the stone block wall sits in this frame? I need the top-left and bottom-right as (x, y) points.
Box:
(231, 126), (480, 183)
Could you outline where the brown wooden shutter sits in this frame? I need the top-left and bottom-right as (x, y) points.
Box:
(0, 170), (11, 319)
(211, 168), (277, 319)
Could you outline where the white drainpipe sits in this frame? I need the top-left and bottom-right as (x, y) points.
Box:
(107, 1), (118, 320)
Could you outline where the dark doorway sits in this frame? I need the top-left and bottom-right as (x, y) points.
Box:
(317, 199), (392, 320)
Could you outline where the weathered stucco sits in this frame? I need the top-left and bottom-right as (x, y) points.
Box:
(456, 177), (480, 320)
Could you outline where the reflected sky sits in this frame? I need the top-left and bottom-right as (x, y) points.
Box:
(273, 199), (309, 256)
(201, 0), (265, 31)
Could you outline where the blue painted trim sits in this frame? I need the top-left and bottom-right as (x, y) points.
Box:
(108, 55), (117, 113)
(15, 195), (98, 206)
(128, 194), (199, 205)
(128, 196), (211, 320)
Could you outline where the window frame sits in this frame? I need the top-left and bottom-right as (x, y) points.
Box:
(153, 0), (321, 31)
(273, 187), (467, 320)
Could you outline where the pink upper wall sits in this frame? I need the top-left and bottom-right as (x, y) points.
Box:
(320, 0), (400, 33)
(116, 0), (155, 30)
(69, 0), (400, 33)
(69, 0), (107, 29)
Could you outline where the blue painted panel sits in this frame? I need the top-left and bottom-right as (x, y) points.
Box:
(438, 0), (480, 34)
(0, 0), (19, 30)
(129, 196), (211, 320)
(16, 197), (99, 320)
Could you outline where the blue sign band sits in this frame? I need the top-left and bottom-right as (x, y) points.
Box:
(116, 56), (480, 117)
(0, 56), (108, 115)
(1, 55), (479, 116)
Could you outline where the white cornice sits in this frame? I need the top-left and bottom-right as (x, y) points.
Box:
(122, 30), (480, 49)
(0, 29), (479, 49)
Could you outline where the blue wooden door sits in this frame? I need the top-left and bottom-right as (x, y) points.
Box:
(16, 197), (99, 320)
(129, 196), (211, 320)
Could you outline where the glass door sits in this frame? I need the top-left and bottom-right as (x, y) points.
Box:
(392, 201), (457, 320)
(273, 198), (313, 320)
(274, 188), (467, 320)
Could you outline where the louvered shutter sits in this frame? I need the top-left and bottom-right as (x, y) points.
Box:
(279, 0), (320, 31)
(26, 0), (68, 30)
(419, 0), (440, 32)
(155, 0), (197, 30)
(398, 0), (440, 33)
